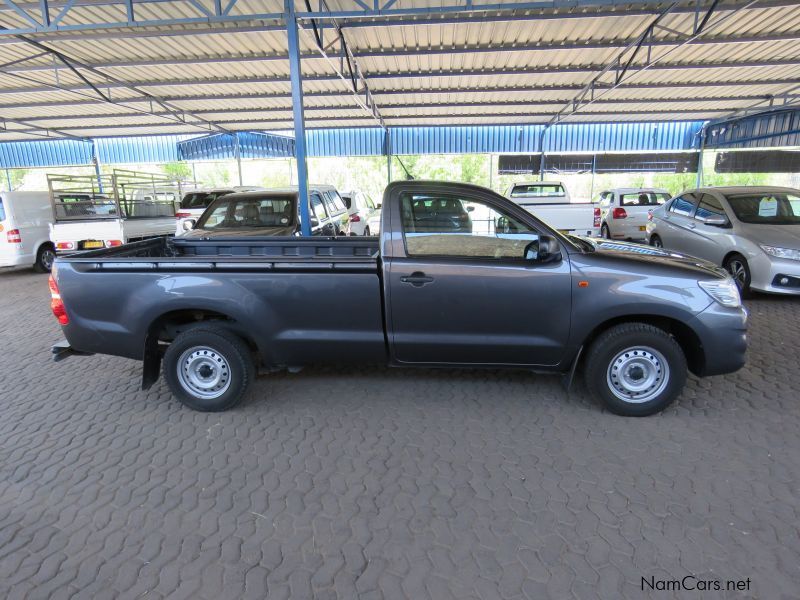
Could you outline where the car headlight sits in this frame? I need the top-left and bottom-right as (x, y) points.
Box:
(760, 245), (800, 261)
(698, 279), (741, 308)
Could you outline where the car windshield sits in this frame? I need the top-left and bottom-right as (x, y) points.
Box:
(620, 192), (670, 206)
(511, 184), (565, 198)
(196, 195), (296, 229)
(180, 190), (233, 209)
(726, 193), (800, 225)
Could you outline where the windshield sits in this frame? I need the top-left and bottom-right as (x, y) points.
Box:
(0, 199), (5, 222)
(180, 190), (233, 209)
(726, 193), (800, 225)
(511, 184), (565, 198)
(196, 195), (296, 230)
(620, 192), (670, 206)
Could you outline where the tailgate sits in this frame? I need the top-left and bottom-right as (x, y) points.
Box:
(51, 220), (124, 249)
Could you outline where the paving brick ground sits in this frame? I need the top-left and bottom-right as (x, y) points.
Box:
(0, 268), (799, 599)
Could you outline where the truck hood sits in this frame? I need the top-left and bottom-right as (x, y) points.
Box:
(180, 226), (297, 239)
(736, 224), (800, 249)
(577, 237), (728, 279)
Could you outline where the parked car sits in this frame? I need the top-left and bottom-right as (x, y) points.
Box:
(341, 190), (381, 236)
(0, 191), (56, 272)
(181, 185), (350, 238)
(506, 181), (599, 236)
(49, 170), (183, 252)
(50, 181), (747, 417)
(175, 187), (263, 236)
(596, 188), (670, 242)
(646, 186), (800, 295)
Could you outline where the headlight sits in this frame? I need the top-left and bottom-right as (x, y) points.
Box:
(760, 245), (800, 261)
(699, 279), (741, 308)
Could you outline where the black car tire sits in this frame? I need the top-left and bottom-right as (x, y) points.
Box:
(601, 224), (610, 239)
(649, 234), (663, 248)
(584, 323), (687, 417)
(163, 326), (255, 412)
(34, 243), (56, 273)
(724, 253), (752, 298)
(364, 226), (370, 236)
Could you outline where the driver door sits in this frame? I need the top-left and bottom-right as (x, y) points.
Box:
(386, 189), (572, 366)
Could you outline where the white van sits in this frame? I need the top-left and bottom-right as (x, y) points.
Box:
(0, 191), (56, 272)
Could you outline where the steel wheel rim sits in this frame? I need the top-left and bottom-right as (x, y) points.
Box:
(177, 346), (231, 399)
(606, 346), (670, 404)
(728, 260), (747, 288)
(41, 249), (56, 270)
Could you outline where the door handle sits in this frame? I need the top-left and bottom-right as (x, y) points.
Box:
(400, 272), (434, 287)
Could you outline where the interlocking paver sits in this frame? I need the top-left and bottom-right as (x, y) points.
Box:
(1, 268), (799, 598)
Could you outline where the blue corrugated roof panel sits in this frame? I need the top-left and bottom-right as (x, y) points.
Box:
(0, 139), (93, 169)
(391, 125), (544, 155)
(239, 132), (295, 159)
(97, 134), (197, 164)
(177, 132), (294, 161)
(542, 122), (703, 153)
(307, 128), (384, 156)
(705, 109), (800, 149)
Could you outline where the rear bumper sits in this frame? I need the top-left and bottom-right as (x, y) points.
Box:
(688, 303), (748, 376)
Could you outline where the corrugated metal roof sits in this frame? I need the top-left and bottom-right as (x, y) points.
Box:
(705, 109), (800, 149)
(177, 132), (294, 160)
(0, 138), (92, 168)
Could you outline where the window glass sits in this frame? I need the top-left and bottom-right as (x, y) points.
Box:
(726, 193), (800, 225)
(669, 195), (696, 217)
(0, 199), (5, 222)
(180, 190), (233, 209)
(331, 191), (347, 212)
(365, 195), (375, 209)
(196, 195), (296, 229)
(311, 194), (327, 221)
(620, 192), (670, 206)
(400, 193), (541, 259)
(597, 192), (611, 206)
(510, 184), (565, 198)
(322, 192), (339, 216)
(341, 194), (352, 210)
(694, 194), (727, 221)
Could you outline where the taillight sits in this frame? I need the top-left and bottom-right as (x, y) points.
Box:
(593, 208), (601, 227)
(6, 229), (21, 243)
(350, 214), (361, 222)
(48, 275), (69, 325)
(56, 241), (75, 251)
(105, 240), (123, 247)
(647, 211), (654, 221)
(175, 212), (192, 218)
(612, 207), (628, 219)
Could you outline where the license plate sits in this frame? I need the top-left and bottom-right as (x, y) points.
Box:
(83, 240), (104, 249)
(639, 226), (647, 231)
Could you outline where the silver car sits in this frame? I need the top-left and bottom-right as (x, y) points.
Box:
(646, 186), (800, 295)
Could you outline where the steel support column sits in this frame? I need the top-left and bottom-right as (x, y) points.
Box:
(287, 3), (311, 236)
(233, 133), (243, 186)
(92, 139), (103, 193)
(696, 126), (706, 187)
(385, 128), (392, 185)
(5, 169), (12, 191)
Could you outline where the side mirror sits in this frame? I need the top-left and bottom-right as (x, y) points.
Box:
(525, 235), (562, 264)
(466, 206), (475, 212)
(701, 214), (728, 227)
(375, 203), (382, 209)
(182, 219), (196, 231)
(310, 217), (320, 228)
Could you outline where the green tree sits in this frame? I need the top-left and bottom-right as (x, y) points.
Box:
(161, 162), (192, 180)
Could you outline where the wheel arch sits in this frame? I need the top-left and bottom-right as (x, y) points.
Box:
(579, 314), (705, 376)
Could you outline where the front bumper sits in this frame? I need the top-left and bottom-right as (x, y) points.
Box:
(749, 252), (800, 295)
(688, 303), (748, 376)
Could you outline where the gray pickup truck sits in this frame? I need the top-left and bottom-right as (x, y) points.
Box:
(49, 181), (747, 416)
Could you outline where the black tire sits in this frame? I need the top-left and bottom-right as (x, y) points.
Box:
(584, 323), (687, 417)
(601, 224), (610, 239)
(363, 226), (370, 236)
(34, 243), (56, 273)
(163, 326), (255, 411)
(724, 253), (752, 298)
(649, 234), (663, 248)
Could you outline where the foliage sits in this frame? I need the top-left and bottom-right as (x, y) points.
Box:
(160, 162), (192, 180)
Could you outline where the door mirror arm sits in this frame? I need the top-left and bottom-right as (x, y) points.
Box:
(525, 235), (563, 264)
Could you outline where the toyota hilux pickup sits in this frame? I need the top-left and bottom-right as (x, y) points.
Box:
(49, 181), (747, 417)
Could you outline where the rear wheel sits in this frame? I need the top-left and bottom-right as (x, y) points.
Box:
(649, 234), (663, 248)
(601, 224), (610, 239)
(584, 323), (687, 416)
(34, 244), (56, 273)
(163, 326), (255, 411)
(724, 253), (751, 297)
(363, 226), (371, 236)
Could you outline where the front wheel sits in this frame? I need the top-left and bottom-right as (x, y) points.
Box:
(724, 253), (751, 297)
(163, 326), (255, 411)
(649, 234), (663, 248)
(584, 323), (687, 416)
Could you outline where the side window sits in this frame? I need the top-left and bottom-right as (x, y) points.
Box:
(322, 192), (339, 216)
(342, 195), (352, 210)
(311, 194), (327, 221)
(695, 194), (727, 222)
(669, 194), (696, 217)
(599, 192), (612, 207)
(331, 191), (347, 213)
(400, 193), (541, 260)
(364, 195), (375, 210)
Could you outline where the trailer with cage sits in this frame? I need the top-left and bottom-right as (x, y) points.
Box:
(48, 169), (194, 252)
